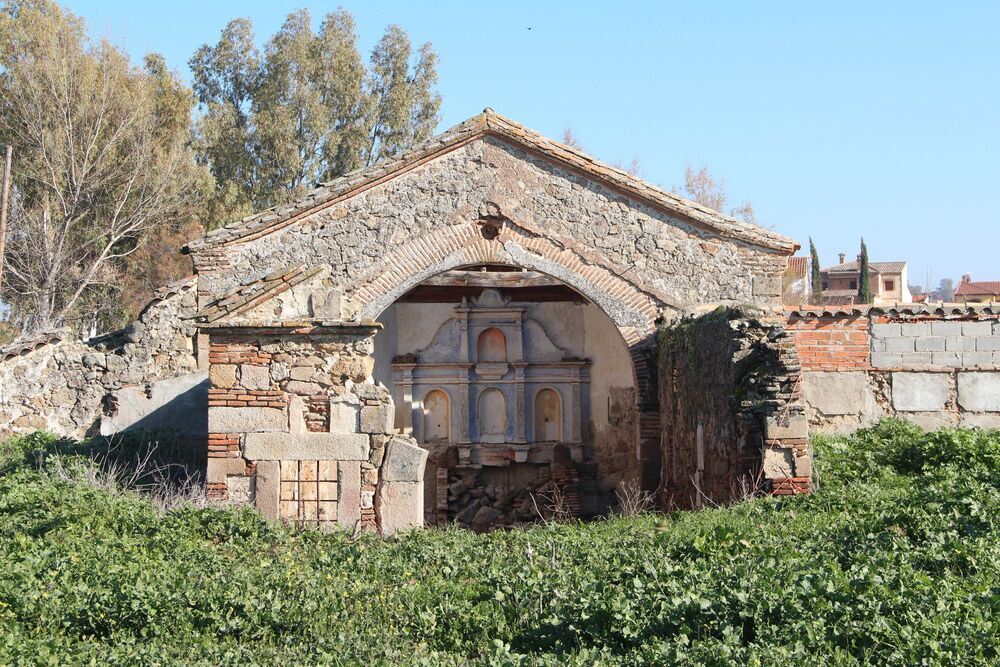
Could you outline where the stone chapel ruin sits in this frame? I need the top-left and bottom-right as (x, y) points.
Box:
(3, 109), (999, 534)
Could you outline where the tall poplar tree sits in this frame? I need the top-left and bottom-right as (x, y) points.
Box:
(857, 238), (872, 304)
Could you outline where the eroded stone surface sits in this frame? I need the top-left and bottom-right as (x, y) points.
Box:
(892, 373), (952, 412)
(957, 372), (1000, 412)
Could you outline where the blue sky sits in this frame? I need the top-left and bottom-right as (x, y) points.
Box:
(65, 0), (999, 287)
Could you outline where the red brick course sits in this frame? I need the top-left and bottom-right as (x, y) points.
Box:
(785, 315), (870, 370)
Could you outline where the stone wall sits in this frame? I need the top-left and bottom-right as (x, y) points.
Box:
(787, 306), (1000, 432)
(190, 134), (791, 343)
(0, 279), (202, 439)
(657, 307), (810, 510)
(204, 323), (427, 535)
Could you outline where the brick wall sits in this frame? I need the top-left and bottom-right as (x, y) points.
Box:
(785, 315), (869, 370)
(786, 307), (1000, 432)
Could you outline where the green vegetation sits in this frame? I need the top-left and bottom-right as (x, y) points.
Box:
(1, 421), (997, 665)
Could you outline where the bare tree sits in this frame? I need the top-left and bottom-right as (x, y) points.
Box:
(0, 1), (201, 334)
(680, 164), (757, 224)
(561, 127), (585, 151)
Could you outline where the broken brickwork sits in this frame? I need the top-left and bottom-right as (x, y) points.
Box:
(658, 306), (809, 509)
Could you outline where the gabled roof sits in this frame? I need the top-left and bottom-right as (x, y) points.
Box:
(821, 260), (907, 274)
(197, 264), (323, 323)
(184, 109), (797, 254)
(955, 280), (1000, 296)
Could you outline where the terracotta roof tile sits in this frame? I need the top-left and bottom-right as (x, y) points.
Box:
(955, 280), (1000, 296)
(197, 265), (324, 323)
(821, 260), (907, 273)
(785, 256), (809, 277)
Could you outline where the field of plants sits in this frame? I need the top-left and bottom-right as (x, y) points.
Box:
(0, 420), (997, 665)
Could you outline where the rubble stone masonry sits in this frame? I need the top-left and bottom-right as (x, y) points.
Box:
(203, 323), (427, 535)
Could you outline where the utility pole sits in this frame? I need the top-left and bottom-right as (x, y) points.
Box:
(0, 145), (11, 295)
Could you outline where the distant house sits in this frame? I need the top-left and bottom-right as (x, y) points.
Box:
(819, 253), (912, 305)
(954, 275), (1000, 303)
(782, 256), (811, 304)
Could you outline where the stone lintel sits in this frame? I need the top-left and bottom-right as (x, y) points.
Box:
(244, 432), (370, 461)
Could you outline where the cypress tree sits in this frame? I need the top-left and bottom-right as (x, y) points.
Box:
(809, 237), (823, 302)
(858, 238), (872, 304)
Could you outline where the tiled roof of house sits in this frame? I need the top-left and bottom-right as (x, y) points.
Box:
(820, 260), (907, 274)
(785, 256), (809, 277)
(955, 280), (1000, 296)
(183, 109), (798, 254)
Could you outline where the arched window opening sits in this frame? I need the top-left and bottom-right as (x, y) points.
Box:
(477, 328), (507, 363)
(534, 388), (562, 441)
(478, 388), (507, 443)
(423, 390), (450, 444)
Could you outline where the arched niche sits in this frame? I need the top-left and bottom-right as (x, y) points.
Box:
(534, 388), (562, 441)
(477, 327), (507, 363)
(422, 389), (450, 444)
(478, 388), (507, 443)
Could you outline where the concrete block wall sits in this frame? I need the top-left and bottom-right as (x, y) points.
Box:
(787, 307), (1000, 432)
(870, 320), (1000, 368)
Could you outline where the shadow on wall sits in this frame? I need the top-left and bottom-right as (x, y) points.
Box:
(99, 373), (208, 449)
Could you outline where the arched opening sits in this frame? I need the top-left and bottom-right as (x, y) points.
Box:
(422, 389), (450, 444)
(477, 328), (507, 362)
(477, 388), (507, 443)
(534, 388), (562, 441)
(371, 262), (650, 525)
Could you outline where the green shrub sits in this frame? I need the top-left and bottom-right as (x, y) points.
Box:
(0, 422), (997, 665)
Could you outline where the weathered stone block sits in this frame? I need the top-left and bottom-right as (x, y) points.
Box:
(209, 406), (286, 433)
(960, 413), (1000, 429)
(762, 446), (794, 478)
(207, 457), (247, 483)
(244, 432), (369, 460)
(375, 480), (423, 535)
(337, 461), (362, 527)
(255, 460), (280, 519)
(802, 371), (869, 415)
(209, 364), (237, 388)
(765, 414), (809, 440)
(360, 404), (392, 434)
(914, 337), (945, 352)
(285, 380), (323, 395)
(930, 321), (962, 336)
(381, 437), (428, 482)
(240, 364), (270, 390)
(957, 372), (1000, 412)
(227, 475), (255, 504)
(329, 399), (360, 433)
(752, 275), (781, 298)
(892, 373), (951, 412)
(902, 412), (956, 431)
(962, 321), (993, 337)
(793, 453), (812, 478)
(288, 366), (315, 382)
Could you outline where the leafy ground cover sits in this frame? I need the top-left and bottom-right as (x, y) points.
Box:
(0, 421), (997, 665)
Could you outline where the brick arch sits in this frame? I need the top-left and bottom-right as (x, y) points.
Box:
(350, 219), (664, 490)
(351, 221), (665, 347)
